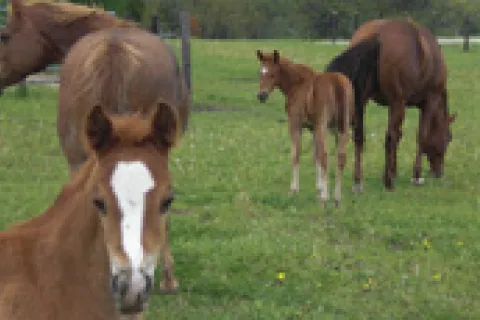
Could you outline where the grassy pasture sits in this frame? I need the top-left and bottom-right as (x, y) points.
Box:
(0, 40), (479, 319)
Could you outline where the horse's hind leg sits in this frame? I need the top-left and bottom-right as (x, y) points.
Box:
(159, 217), (179, 293)
(384, 100), (406, 189)
(288, 118), (302, 194)
(334, 129), (349, 207)
(314, 123), (329, 206)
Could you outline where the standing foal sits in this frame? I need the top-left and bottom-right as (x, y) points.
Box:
(256, 50), (354, 207)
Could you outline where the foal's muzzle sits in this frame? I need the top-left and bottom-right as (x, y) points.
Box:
(257, 91), (269, 103)
(111, 269), (154, 314)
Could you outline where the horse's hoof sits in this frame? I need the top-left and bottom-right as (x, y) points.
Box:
(289, 189), (298, 196)
(352, 183), (364, 194)
(334, 200), (340, 208)
(411, 177), (425, 185)
(384, 179), (395, 191)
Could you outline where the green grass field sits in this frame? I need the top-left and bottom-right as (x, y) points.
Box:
(0, 40), (479, 319)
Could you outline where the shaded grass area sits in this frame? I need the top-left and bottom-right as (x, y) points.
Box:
(0, 40), (479, 319)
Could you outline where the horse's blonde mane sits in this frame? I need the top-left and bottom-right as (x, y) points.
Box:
(72, 31), (144, 112)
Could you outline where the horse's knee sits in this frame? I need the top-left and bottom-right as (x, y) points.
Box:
(338, 152), (346, 169)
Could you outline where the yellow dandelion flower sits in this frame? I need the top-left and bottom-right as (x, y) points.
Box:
(456, 241), (464, 247)
(433, 273), (441, 281)
(423, 238), (431, 249)
(276, 272), (285, 281)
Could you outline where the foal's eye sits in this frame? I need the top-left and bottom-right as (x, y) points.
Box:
(93, 198), (107, 214)
(160, 195), (174, 213)
(0, 33), (10, 44)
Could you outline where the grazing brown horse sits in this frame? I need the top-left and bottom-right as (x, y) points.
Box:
(0, 103), (179, 319)
(256, 50), (354, 206)
(326, 18), (456, 190)
(0, 0), (137, 91)
(58, 27), (190, 175)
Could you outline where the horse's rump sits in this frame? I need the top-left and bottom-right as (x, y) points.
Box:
(311, 73), (354, 133)
(57, 28), (189, 172)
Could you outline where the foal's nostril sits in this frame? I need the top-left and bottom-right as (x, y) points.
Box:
(111, 275), (119, 293)
(257, 92), (268, 102)
(119, 280), (129, 297)
(145, 275), (153, 294)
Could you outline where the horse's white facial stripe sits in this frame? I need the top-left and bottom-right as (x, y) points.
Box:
(111, 161), (154, 270)
(260, 66), (269, 75)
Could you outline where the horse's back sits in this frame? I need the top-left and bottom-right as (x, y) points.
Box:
(312, 72), (354, 132)
(60, 28), (179, 112)
(58, 27), (189, 172)
(352, 18), (445, 103)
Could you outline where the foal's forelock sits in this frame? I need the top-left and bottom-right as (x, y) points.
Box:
(110, 160), (155, 274)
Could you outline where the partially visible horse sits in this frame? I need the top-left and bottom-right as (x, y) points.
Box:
(326, 18), (456, 190)
(58, 27), (189, 175)
(0, 102), (180, 319)
(256, 50), (354, 207)
(0, 0), (135, 90)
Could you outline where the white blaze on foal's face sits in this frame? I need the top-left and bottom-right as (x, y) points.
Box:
(260, 66), (269, 75)
(111, 161), (154, 272)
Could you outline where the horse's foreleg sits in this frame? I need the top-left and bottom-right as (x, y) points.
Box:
(314, 124), (329, 206)
(288, 119), (301, 194)
(335, 129), (349, 207)
(158, 217), (178, 294)
(384, 100), (405, 190)
(412, 107), (428, 185)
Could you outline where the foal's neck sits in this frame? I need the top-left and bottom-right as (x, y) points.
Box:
(278, 62), (315, 97)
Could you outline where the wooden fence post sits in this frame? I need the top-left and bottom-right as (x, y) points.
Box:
(463, 15), (470, 52)
(180, 11), (192, 97)
(330, 11), (338, 44)
(151, 15), (160, 34)
(353, 11), (359, 34)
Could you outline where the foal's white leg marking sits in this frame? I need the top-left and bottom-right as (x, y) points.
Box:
(111, 161), (155, 283)
(334, 166), (342, 205)
(411, 177), (425, 185)
(290, 164), (299, 193)
(316, 162), (329, 201)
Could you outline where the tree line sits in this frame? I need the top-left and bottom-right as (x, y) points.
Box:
(70, 0), (480, 38)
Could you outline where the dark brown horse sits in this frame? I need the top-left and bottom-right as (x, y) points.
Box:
(58, 27), (190, 175)
(256, 50), (354, 207)
(326, 18), (456, 190)
(0, 103), (179, 320)
(0, 0), (136, 91)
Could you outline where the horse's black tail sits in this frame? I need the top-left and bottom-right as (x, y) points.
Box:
(325, 35), (381, 148)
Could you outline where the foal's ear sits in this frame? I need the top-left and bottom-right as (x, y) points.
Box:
(256, 50), (264, 61)
(273, 50), (280, 64)
(150, 101), (180, 150)
(447, 112), (457, 124)
(85, 105), (114, 153)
